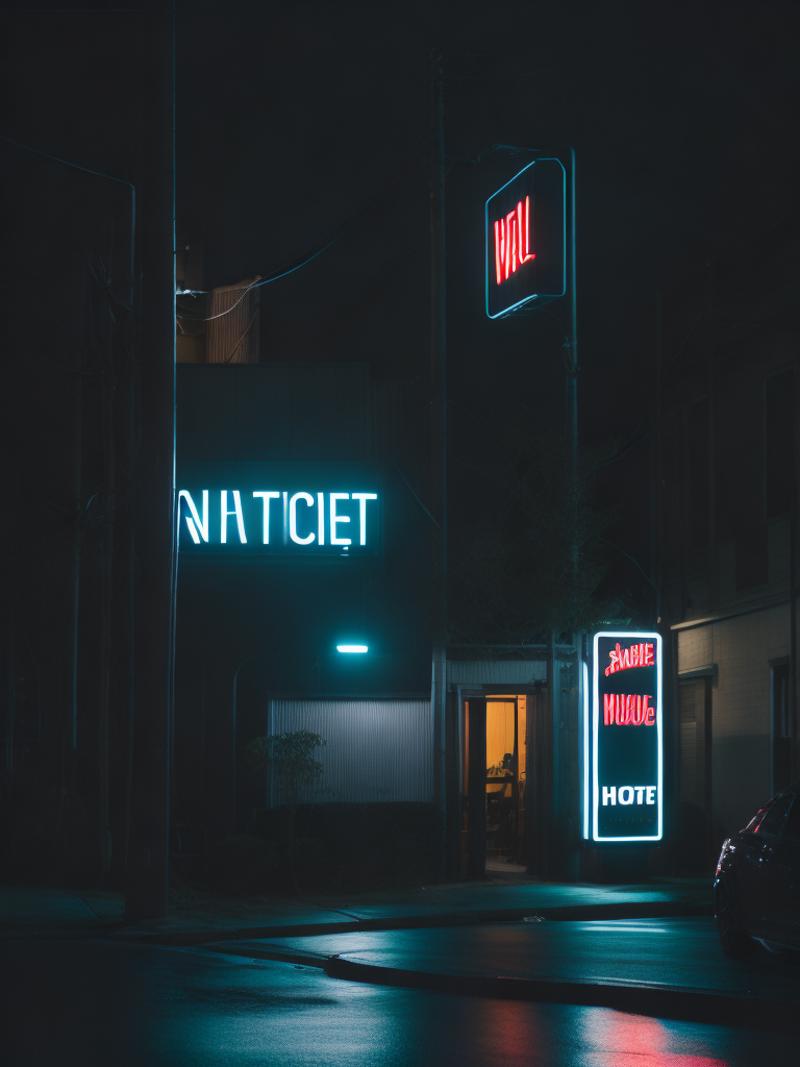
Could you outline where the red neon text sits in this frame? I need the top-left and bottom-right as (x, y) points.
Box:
(603, 693), (656, 727)
(604, 641), (655, 677)
(494, 195), (535, 285)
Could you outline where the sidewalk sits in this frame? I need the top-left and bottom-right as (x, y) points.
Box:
(1, 876), (710, 942)
(0, 886), (125, 937)
(9, 878), (795, 1027)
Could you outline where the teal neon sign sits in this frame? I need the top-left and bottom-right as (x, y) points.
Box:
(178, 489), (379, 550)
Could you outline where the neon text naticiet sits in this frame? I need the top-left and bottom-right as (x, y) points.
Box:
(178, 489), (379, 548)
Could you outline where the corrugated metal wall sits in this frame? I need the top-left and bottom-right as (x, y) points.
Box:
(206, 277), (261, 364)
(447, 659), (547, 687)
(269, 699), (433, 804)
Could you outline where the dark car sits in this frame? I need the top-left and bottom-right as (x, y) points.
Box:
(714, 786), (800, 956)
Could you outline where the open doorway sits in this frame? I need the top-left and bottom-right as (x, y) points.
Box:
(463, 693), (529, 877)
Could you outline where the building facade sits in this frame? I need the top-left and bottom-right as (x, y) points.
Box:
(659, 241), (799, 871)
(174, 362), (586, 888)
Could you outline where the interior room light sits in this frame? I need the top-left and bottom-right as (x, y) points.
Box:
(336, 644), (368, 654)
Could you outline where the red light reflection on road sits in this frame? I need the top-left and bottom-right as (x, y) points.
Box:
(581, 1010), (728, 1067)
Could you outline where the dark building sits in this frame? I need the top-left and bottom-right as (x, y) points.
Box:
(658, 228), (799, 871)
(173, 360), (438, 886)
(172, 353), (586, 887)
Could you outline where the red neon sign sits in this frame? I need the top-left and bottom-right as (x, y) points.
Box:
(603, 693), (656, 727)
(603, 641), (655, 677)
(493, 195), (535, 285)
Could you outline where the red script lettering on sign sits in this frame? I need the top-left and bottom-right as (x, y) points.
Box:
(494, 195), (535, 285)
(603, 693), (656, 727)
(604, 641), (655, 677)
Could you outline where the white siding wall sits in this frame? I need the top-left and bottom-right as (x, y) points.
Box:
(269, 699), (433, 805)
(677, 627), (713, 674)
(447, 659), (547, 687)
(677, 603), (788, 839)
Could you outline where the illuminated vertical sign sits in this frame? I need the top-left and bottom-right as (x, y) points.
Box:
(591, 631), (663, 843)
(485, 157), (566, 319)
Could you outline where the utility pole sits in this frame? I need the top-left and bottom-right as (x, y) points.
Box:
(566, 148), (579, 592)
(558, 150), (579, 879)
(430, 50), (448, 876)
(125, 0), (176, 920)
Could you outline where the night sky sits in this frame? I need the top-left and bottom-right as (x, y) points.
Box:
(173, 1), (799, 618)
(176, 1), (798, 389)
(6, 0), (799, 622)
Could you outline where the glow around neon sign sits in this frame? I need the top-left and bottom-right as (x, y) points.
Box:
(589, 631), (663, 843)
(485, 157), (566, 319)
(178, 488), (379, 552)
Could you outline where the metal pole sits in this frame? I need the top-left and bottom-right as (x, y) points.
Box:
(430, 50), (448, 876)
(125, 0), (176, 920)
(567, 148), (579, 589)
(565, 151), (579, 880)
(791, 436), (798, 782)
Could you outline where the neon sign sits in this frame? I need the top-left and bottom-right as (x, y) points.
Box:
(590, 631), (663, 843)
(602, 693), (656, 727)
(178, 489), (379, 551)
(485, 157), (566, 319)
(604, 641), (655, 676)
(494, 196), (535, 284)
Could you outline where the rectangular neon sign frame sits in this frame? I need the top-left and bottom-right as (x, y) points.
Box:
(591, 630), (663, 843)
(484, 157), (567, 320)
(582, 660), (590, 840)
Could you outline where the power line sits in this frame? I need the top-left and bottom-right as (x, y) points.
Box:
(176, 239), (336, 323)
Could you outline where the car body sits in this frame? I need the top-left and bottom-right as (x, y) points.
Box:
(713, 785), (800, 956)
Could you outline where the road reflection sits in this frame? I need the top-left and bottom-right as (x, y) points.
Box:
(576, 1008), (728, 1066)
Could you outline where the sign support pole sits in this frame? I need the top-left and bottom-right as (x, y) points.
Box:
(430, 49), (448, 878)
(125, 1), (176, 920)
(566, 148), (579, 594)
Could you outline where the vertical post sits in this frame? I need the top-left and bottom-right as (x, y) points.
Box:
(125, 0), (176, 920)
(68, 272), (85, 757)
(546, 629), (557, 876)
(4, 607), (15, 775)
(567, 148), (579, 591)
(790, 406), (798, 783)
(430, 50), (448, 876)
(97, 257), (115, 881)
(563, 152), (579, 879)
(466, 699), (486, 877)
(654, 292), (663, 624)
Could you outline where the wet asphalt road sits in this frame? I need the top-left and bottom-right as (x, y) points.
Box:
(232, 917), (800, 999)
(3, 935), (799, 1066)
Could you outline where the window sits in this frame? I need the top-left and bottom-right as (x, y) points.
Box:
(756, 793), (793, 836)
(745, 805), (770, 833)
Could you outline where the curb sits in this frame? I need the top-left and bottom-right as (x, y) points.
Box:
(323, 955), (800, 1029)
(118, 900), (710, 947)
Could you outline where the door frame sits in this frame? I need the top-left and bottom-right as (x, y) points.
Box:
(457, 684), (547, 877)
